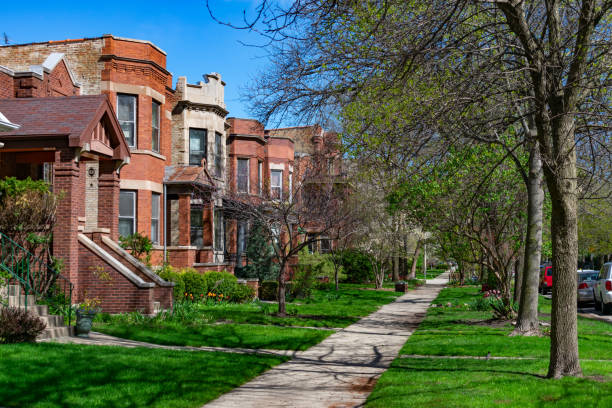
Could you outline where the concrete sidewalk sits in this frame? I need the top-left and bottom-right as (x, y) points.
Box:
(204, 273), (449, 408)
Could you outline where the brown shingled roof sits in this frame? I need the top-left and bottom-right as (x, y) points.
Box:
(164, 165), (216, 189)
(0, 95), (130, 160)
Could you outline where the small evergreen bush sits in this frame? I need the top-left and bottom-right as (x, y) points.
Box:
(339, 249), (374, 283)
(158, 265), (185, 301)
(260, 281), (278, 300)
(230, 284), (256, 303)
(0, 307), (46, 343)
(181, 269), (208, 301)
(204, 271), (238, 296)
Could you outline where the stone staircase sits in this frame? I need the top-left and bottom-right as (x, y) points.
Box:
(7, 284), (74, 340)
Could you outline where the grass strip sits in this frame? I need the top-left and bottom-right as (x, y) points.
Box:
(0, 342), (287, 408)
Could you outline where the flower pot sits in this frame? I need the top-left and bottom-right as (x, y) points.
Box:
(76, 309), (98, 338)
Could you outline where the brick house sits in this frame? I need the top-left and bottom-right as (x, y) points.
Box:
(0, 34), (342, 312)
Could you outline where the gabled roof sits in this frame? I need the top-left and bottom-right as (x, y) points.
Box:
(0, 95), (130, 160)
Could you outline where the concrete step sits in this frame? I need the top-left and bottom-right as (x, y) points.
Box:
(8, 294), (37, 308)
(10, 303), (49, 316)
(38, 325), (74, 340)
(8, 284), (21, 296)
(39, 314), (65, 328)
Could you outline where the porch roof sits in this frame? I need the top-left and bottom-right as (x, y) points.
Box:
(0, 95), (130, 161)
(164, 165), (216, 190)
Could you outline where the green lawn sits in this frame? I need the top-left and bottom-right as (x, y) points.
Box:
(367, 286), (612, 407)
(94, 284), (402, 350)
(94, 321), (332, 350)
(0, 343), (286, 408)
(415, 268), (446, 280)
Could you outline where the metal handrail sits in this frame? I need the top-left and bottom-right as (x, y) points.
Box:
(0, 231), (73, 326)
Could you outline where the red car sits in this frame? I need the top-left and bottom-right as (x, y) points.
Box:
(540, 266), (553, 294)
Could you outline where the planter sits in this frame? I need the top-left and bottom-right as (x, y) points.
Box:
(76, 309), (99, 338)
(395, 282), (409, 293)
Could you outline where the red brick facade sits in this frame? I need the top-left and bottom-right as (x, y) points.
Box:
(0, 34), (341, 313)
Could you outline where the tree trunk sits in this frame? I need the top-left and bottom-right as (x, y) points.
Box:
(513, 255), (523, 305)
(392, 256), (400, 282)
(543, 120), (581, 378)
(409, 240), (421, 279)
(513, 143), (544, 336)
(277, 262), (287, 316)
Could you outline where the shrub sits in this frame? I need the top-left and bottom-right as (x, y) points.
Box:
(296, 248), (344, 281)
(0, 307), (46, 343)
(158, 265), (185, 301)
(181, 270), (208, 301)
(339, 249), (374, 283)
(260, 280), (278, 300)
(204, 271), (238, 296)
(290, 264), (316, 299)
(231, 284), (256, 303)
(119, 232), (153, 264)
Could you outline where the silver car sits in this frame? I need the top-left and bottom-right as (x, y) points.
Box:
(594, 263), (612, 314)
(577, 270), (599, 305)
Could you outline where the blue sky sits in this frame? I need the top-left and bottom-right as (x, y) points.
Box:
(1, 0), (272, 120)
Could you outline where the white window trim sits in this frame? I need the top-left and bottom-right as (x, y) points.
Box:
(151, 100), (160, 153)
(117, 94), (137, 148)
(119, 190), (136, 237)
(151, 192), (160, 244)
(270, 169), (283, 200)
(258, 161), (263, 196)
(288, 172), (293, 203)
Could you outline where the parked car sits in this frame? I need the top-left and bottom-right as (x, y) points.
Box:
(594, 262), (612, 314)
(539, 265), (553, 294)
(577, 270), (599, 306)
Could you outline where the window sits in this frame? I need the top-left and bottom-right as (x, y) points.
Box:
(214, 208), (224, 251)
(117, 94), (137, 147)
(307, 233), (317, 253)
(258, 161), (262, 195)
(189, 128), (207, 165)
(320, 237), (332, 254)
(119, 190), (136, 238)
(190, 206), (203, 247)
(270, 169), (283, 200)
(288, 172), (293, 203)
(237, 221), (247, 255)
(151, 193), (160, 244)
(151, 100), (160, 152)
(215, 132), (223, 177)
(237, 158), (249, 193)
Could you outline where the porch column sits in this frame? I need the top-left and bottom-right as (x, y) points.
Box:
(178, 194), (191, 246)
(98, 160), (120, 241)
(52, 148), (82, 293)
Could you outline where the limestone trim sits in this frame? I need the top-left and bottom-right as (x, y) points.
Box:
(78, 233), (155, 288)
(120, 179), (163, 193)
(101, 235), (174, 287)
(100, 81), (165, 104)
(172, 101), (228, 118)
(130, 149), (166, 160)
(269, 163), (285, 171)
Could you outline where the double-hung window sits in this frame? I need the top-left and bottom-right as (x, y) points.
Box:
(288, 172), (293, 203)
(214, 208), (224, 251)
(117, 94), (137, 147)
(237, 158), (249, 193)
(190, 206), (204, 247)
(237, 221), (247, 256)
(189, 128), (207, 166)
(258, 161), (262, 195)
(151, 193), (160, 244)
(270, 170), (283, 200)
(215, 132), (223, 177)
(119, 190), (136, 238)
(151, 100), (160, 152)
